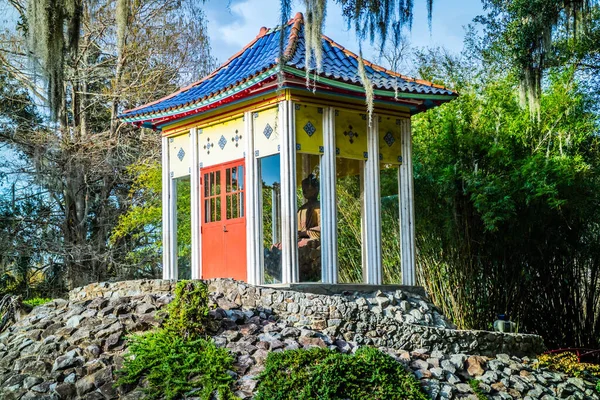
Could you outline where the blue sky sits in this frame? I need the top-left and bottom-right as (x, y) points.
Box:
(204, 0), (484, 70)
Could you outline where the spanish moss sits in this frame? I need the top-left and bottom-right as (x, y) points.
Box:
(481, 0), (597, 120)
(116, 0), (129, 56)
(304, 0), (326, 89)
(26, 0), (82, 120)
(357, 53), (374, 125)
(294, 0), (433, 117)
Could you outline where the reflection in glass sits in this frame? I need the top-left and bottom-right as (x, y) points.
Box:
(380, 166), (401, 283)
(260, 154), (282, 283)
(296, 153), (321, 282)
(226, 165), (244, 220)
(336, 158), (363, 283)
(203, 171), (222, 223)
(175, 176), (191, 280)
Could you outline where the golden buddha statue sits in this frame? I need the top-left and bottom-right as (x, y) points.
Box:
(297, 174), (321, 282)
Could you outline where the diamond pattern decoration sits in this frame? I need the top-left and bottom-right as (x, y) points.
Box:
(383, 131), (395, 147)
(177, 148), (185, 161)
(303, 121), (316, 137)
(218, 135), (227, 150)
(263, 123), (273, 139)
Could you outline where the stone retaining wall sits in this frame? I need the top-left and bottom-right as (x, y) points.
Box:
(70, 279), (545, 357)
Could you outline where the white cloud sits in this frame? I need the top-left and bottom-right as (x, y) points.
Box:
(204, 0), (483, 68)
(218, 0), (281, 48)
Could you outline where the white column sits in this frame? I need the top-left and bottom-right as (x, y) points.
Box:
(244, 111), (261, 285)
(190, 128), (201, 280)
(161, 136), (173, 279)
(399, 118), (416, 285)
(170, 178), (178, 279)
(321, 107), (338, 283)
(271, 188), (279, 245)
(279, 99), (299, 283)
(364, 115), (383, 284)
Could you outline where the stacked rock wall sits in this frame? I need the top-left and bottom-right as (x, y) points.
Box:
(0, 279), (596, 400)
(70, 279), (544, 357)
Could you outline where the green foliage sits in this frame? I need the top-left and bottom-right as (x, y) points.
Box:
(22, 297), (53, 307)
(111, 163), (192, 279)
(476, 0), (598, 115)
(163, 280), (210, 339)
(413, 51), (600, 347)
(116, 280), (237, 400)
(535, 352), (600, 379)
(469, 379), (487, 400)
(110, 162), (163, 278)
(336, 168), (403, 284)
(116, 330), (237, 400)
(255, 346), (429, 400)
(336, 174), (362, 283)
(596, 380), (600, 393)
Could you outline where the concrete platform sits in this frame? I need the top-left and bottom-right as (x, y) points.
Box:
(262, 282), (427, 298)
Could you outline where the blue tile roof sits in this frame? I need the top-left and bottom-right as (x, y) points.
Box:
(120, 13), (457, 123)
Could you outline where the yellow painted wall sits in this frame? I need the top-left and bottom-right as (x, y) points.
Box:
(379, 115), (404, 164)
(169, 132), (191, 178)
(335, 109), (368, 160)
(198, 116), (245, 168)
(295, 103), (323, 155)
(253, 107), (279, 158)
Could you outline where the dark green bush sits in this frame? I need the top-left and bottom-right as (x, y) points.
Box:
(116, 280), (238, 400)
(116, 330), (236, 400)
(163, 280), (210, 339)
(255, 346), (429, 400)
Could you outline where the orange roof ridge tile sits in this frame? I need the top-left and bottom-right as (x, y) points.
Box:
(283, 13), (303, 60)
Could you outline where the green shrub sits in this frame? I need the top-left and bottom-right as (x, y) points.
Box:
(116, 330), (237, 400)
(163, 280), (210, 339)
(116, 280), (238, 400)
(22, 297), (53, 307)
(255, 346), (430, 400)
(469, 379), (487, 400)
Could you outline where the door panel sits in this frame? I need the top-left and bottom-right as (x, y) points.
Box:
(223, 164), (246, 280)
(201, 160), (246, 281)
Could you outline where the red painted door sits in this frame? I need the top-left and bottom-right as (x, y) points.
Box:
(201, 160), (247, 281)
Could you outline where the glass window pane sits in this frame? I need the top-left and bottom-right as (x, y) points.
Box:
(175, 176), (191, 280)
(238, 166), (244, 190)
(204, 173), (209, 197)
(240, 192), (245, 217)
(260, 154), (282, 283)
(226, 168), (231, 193)
(226, 195), (232, 219)
(297, 153), (321, 282)
(336, 158), (363, 283)
(381, 166), (401, 284)
(204, 199), (210, 223)
(231, 167), (238, 192)
(216, 171), (221, 195)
